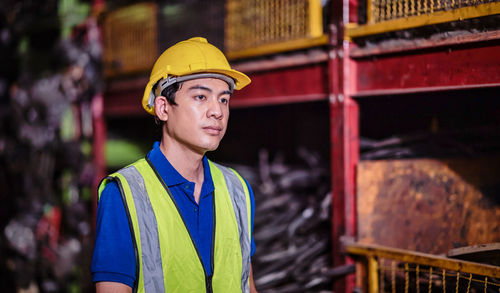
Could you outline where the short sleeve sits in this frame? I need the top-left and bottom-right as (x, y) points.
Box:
(91, 180), (136, 288)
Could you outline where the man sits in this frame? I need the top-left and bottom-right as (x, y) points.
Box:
(91, 37), (258, 293)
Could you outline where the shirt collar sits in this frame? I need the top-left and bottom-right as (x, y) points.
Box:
(147, 141), (214, 196)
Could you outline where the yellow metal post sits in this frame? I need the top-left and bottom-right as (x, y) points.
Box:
(368, 256), (380, 293)
(308, 0), (323, 37)
(368, 0), (374, 23)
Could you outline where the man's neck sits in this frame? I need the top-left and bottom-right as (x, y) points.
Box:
(159, 139), (205, 185)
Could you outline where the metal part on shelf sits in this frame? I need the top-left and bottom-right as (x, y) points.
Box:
(230, 148), (337, 292)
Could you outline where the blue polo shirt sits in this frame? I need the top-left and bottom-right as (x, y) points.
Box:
(91, 142), (256, 288)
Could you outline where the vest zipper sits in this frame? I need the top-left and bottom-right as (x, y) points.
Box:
(146, 157), (214, 293)
(206, 274), (213, 293)
(208, 191), (216, 293)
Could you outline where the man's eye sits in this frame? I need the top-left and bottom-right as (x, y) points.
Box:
(220, 97), (229, 104)
(195, 95), (206, 100)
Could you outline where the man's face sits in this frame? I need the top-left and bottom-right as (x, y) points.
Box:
(164, 77), (231, 154)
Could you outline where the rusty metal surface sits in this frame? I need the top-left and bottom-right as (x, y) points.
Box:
(357, 157), (500, 255)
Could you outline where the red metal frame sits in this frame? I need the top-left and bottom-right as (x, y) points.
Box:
(230, 63), (329, 108)
(329, 96), (359, 293)
(353, 42), (500, 96)
(329, 0), (361, 291)
(104, 86), (145, 117)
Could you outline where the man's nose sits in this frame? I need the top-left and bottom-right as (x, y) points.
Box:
(207, 97), (223, 119)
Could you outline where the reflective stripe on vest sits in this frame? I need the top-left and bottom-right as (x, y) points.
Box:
(98, 158), (251, 293)
(211, 162), (251, 292)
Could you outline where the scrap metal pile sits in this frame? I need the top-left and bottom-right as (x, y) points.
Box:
(232, 148), (346, 292)
(360, 125), (500, 160)
(0, 1), (100, 292)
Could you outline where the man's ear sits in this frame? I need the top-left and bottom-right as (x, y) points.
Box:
(154, 96), (169, 122)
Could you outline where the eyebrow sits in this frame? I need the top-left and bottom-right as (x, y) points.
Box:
(188, 85), (232, 96)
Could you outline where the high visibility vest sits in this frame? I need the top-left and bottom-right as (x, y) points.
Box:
(98, 157), (252, 293)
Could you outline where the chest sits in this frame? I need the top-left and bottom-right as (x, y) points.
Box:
(167, 185), (215, 243)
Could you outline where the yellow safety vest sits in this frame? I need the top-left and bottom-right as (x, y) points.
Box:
(98, 157), (252, 293)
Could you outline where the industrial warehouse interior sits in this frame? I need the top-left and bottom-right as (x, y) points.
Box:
(0, 0), (499, 292)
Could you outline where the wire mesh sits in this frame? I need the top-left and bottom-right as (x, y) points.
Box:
(376, 258), (500, 293)
(370, 0), (499, 22)
(102, 3), (158, 77)
(225, 0), (323, 54)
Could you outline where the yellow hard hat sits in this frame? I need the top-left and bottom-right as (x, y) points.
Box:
(142, 37), (251, 115)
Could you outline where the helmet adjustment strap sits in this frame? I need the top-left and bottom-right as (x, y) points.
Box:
(148, 73), (236, 108)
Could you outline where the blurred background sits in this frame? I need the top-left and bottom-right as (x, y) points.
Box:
(0, 0), (499, 292)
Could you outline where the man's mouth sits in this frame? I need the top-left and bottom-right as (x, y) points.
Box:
(203, 126), (223, 135)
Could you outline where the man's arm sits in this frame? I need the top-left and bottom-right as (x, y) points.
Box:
(249, 263), (258, 293)
(92, 182), (136, 289)
(96, 282), (132, 293)
(244, 179), (258, 293)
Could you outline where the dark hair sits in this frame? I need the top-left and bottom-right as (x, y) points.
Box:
(153, 81), (182, 126)
(161, 82), (182, 106)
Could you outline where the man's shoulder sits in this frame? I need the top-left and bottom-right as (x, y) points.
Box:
(120, 158), (149, 172)
(208, 160), (252, 190)
(98, 158), (149, 193)
(113, 157), (149, 175)
(208, 160), (243, 179)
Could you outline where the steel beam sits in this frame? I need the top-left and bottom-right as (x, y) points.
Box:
(329, 40), (360, 293)
(230, 63), (329, 107)
(354, 43), (500, 95)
